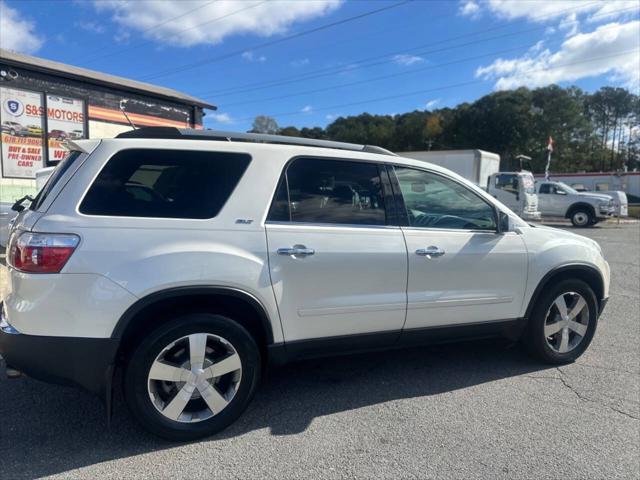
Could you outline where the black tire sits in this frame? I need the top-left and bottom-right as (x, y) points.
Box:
(9, 128), (15, 136)
(123, 313), (261, 441)
(570, 208), (593, 227)
(522, 279), (598, 364)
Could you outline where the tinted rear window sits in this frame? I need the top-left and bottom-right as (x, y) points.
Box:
(79, 149), (251, 219)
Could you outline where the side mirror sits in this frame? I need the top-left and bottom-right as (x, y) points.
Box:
(498, 211), (511, 233)
(556, 190), (567, 195)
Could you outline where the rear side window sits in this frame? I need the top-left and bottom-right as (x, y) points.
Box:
(267, 157), (387, 226)
(31, 151), (84, 211)
(80, 149), (251, 219)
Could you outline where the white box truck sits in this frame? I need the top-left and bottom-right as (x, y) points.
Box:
(398, 150), (541, 221)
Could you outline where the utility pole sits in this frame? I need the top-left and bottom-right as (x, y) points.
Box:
(545, 136), (553, 180)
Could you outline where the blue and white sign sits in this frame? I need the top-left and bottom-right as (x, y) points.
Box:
(3, 98), (24, 117)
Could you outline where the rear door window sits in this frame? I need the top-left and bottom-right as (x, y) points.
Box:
(267, 157), (388, 226)
(79, 149), (251, 219)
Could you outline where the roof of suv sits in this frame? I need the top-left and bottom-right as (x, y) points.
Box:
(116, 127), (397, 156)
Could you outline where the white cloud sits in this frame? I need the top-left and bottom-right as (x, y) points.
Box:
(76, 20), (106, 34)
(301, 105), (313, 114)
(393, 54), (425, 66)
(291, 58), (310, 67)
(425, 99), (440, 109)
(94, 0), (343, 47)
(476, 21), (640, 91)
(471, 0), (638, 23)
(325, 114), (338, 121)
(559, 12), (579, 37)
(459, 1), (480, 18)
(241, 51), (266, 63)
(207, 112), (234, 124)
(114, 29), (130, 44)
(0, 1), (43, 54)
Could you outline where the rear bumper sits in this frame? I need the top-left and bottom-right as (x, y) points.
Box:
(0, 303), (117, 395)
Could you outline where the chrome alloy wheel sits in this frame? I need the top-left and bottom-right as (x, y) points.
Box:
(544, 292), (590, 354)
(147, 333), (242, 423)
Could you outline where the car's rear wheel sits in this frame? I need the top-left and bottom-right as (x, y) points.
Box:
(123, 313), (260, 441)
(570, 208), (593, 227)
(523, 279), (598, 364)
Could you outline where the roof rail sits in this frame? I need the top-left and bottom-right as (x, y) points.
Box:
(116, 127), (396, 156)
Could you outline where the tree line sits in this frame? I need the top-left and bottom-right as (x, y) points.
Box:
(249, 85), (639, 173)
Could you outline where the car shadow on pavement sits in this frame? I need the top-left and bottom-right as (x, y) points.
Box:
(0, 340), (552, 479)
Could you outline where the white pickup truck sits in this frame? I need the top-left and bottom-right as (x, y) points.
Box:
(535, 180), (615, 227)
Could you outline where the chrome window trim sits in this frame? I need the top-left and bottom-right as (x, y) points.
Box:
(265, 220), (401, 230)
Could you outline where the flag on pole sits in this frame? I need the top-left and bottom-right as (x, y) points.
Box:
(544, 136), (553, 180)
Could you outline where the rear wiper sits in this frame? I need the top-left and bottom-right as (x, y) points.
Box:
(11, 195), (34, 212)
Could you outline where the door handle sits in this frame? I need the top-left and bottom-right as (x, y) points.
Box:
(416, 246), (445, 258)
(277, 245), (315, 257)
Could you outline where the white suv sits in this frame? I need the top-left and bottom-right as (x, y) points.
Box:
(0, 128), (610, 440)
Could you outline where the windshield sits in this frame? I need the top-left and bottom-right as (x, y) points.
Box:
(520, 173), (536, 194)
(556, 182), (579, 195)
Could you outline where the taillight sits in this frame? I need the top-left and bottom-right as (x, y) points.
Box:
(8, 232), (80, 273)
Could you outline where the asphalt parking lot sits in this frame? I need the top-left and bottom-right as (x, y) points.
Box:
(1, 222), (638, 480)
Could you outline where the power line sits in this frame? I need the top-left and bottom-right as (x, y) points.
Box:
(216, 19), (637, 108)
(81, 0), (267, 64)
(198, 0), (604, 97)
(202, 2), (634, 99)
(232, 48), (640, 123)
(140, 0), (413, 81)
(217, 41), (552, 108)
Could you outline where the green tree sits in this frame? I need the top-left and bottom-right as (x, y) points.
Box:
(278, 126), (301, 137)
(249, 115), (279, 134)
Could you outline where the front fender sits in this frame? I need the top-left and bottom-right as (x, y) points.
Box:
(519, 226), (610, 318)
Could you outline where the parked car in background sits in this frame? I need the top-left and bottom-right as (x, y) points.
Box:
(0, 202), (14, 248)
(1, 121), (28, 137)
(535, 171), (640, 205)
(535, 180), (615, 227)
(0, 128), (610, 441)
(27, 125), (43, 136)
(68, 129), (84, 140)
(49, 129), (68, 140)
(604, 190), (628, 217)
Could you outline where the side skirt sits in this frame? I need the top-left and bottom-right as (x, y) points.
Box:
(268, 318), (526, 366)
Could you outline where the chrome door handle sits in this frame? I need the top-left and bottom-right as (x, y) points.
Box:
(416, 246), (445, 258)
(277, 245), (315, 257)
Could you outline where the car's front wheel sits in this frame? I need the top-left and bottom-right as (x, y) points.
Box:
(570, 208), (593, 227)
(123, 313), (260, 441)
(523, 279), (598, 364)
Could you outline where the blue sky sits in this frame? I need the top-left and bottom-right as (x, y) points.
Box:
(1, 0), (638, 132)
